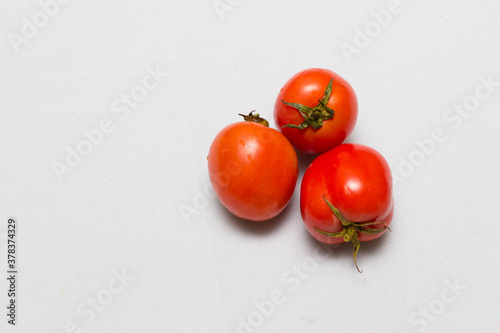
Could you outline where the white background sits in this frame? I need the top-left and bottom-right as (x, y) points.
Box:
(1, 0), (500, 332)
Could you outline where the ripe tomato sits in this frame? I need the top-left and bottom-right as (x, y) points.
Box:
(300, 143), (393, 272)
(208, 112), (299, 221)
(274, 68), (358, 154)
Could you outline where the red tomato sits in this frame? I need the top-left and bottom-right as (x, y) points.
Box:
(208, 112), (299, 221)
(300, 143), (393, 272)
(274, 68), (358, 154)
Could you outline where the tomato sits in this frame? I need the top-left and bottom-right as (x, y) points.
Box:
(300, 143), (393, 272)
(208, 112), (299, 221)
(274, 68), (358, 154)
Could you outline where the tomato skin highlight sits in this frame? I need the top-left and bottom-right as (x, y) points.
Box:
(208, 121), (298, 221)
(274, 68), (358, 154)
(300, 143), (393, 245)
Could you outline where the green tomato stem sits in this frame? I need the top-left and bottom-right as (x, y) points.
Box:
(281, 79), (335, 130)
(239, 111), (269, 127)
(314, 195), (390, 273)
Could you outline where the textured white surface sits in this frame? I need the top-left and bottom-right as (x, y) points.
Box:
(1, 0), (500, 332)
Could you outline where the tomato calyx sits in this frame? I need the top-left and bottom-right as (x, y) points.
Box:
(314, 195), (391, 273)
(238, 111), (269, 127)
(281, 79), (335, 130)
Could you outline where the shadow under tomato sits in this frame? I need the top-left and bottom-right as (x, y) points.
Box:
(296, 148), (317, 175)
(217, 191), (297, 236)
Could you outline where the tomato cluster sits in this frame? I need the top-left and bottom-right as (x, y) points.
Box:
(208, 69), (394, 272)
